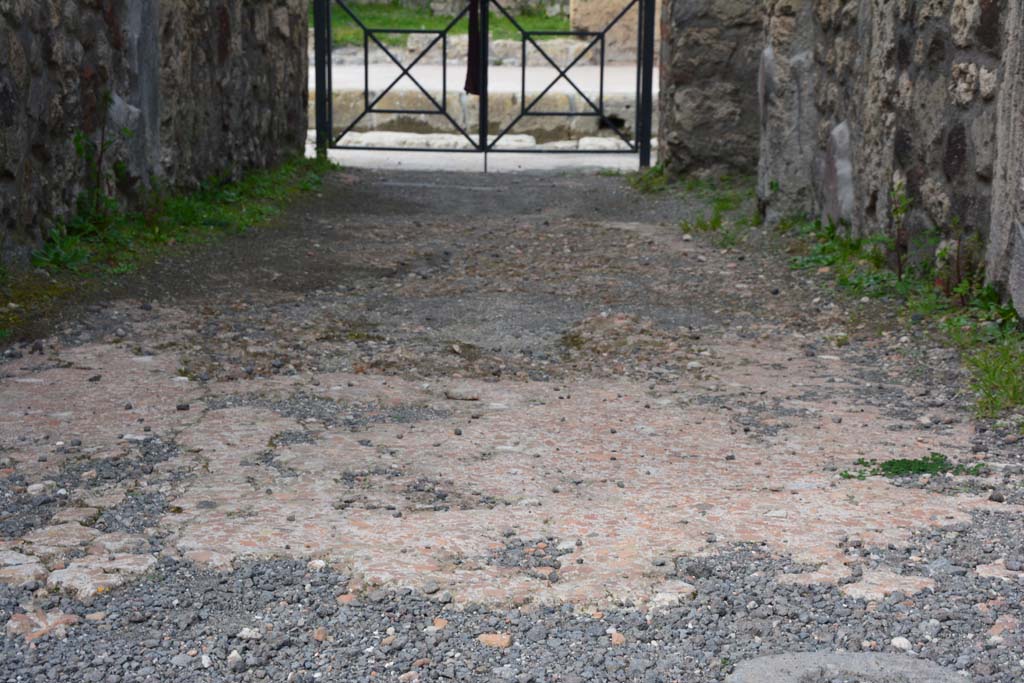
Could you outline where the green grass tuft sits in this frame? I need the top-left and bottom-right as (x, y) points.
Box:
(840, 453), (985, 480)
(313, 1), (570, 47)
(962, 332), (1024, 418)
(676, 175), (759, 248)
(626, 164), (670, 194)
(30, 156), (338, 279)
(560, 332), (586, 350)
(31, 232), (91, 272)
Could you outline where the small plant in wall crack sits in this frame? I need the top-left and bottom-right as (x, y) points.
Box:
(886, 181), (912, 281)
(77, 92), (135, 222)
(933, 217), (987, 307)
(33, 91), (135, 272)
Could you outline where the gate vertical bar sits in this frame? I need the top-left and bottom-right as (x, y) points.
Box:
(478, 0), (489, 156)
(314, 0), (331, 156)
(638, 0), (655, 167)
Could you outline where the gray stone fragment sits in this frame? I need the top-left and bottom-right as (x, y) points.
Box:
(821, 122), (855, 227)
(170, 653), (192, 667)
(1010, 222), (1024, 317)
(227, 650), (245, 673)
(727, 652), (965, 683)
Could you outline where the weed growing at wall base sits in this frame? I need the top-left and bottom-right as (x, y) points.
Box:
(784, 218), (1024, 417)
(1, 157), (338, 338)
(678, 176), (761, 248)
(947, 311), (1024, 418)
(31, 157), (337, 278)
(624, 168), (758, 247)
(626, 164), (670, 193)
(624, 167), (762, 245)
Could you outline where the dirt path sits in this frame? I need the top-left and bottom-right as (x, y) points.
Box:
(1, 169), (1022, 681)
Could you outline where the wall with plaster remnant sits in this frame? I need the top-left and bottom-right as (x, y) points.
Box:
(755, 0), (1022, 314)
(987, 0), (1024, 315)
(659, 0), (1022, 314)
(0, 0), (308, 263)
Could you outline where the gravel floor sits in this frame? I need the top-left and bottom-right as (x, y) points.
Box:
(3, 517), (1023, 682)
(1, 168), (1022, 682)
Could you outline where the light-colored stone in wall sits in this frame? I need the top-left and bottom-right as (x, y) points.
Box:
(987, 0), (1024, 315)
(950, 0), (983, 47)
(1012, 223), (1024, 315)
(821, 121), (856, 227)
(757, 0), (817, 226)
(951, 62), (979, 105)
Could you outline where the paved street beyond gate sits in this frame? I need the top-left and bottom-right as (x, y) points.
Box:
(1, 169), (1022, 682)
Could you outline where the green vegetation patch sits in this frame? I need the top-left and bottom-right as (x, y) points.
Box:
(313, 2), (570, 47)
(626, 164), (670, 194)
(624, 166), (761, 247)
(782, 214), (1023, 417)
(31, 156), (336, 277)
(560, 331), (586, 350)
(955, 320), (1024, 418)
(840, 453), (985, 480)
(678, 175), (761, 249)
(1, 156), (337, 339)
(787, 221), (903, 299)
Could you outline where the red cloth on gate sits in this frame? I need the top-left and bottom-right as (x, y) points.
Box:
(465, 0), (481, 95)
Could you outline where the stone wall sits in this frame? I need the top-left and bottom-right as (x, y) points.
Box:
(0, 0), (308, 264)
(756, 0), (816, 225)
(987, 0), (1024, 313)
(657, 0), (762, 177)
(756, 0), (1023, 313)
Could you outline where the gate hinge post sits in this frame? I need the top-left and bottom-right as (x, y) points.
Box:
(478, 0), (490, 155)
(638, 0), (656, 168)
(314, 0), (331, 158)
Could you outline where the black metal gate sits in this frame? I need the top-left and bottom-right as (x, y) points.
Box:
(312, 0), (656, 166)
